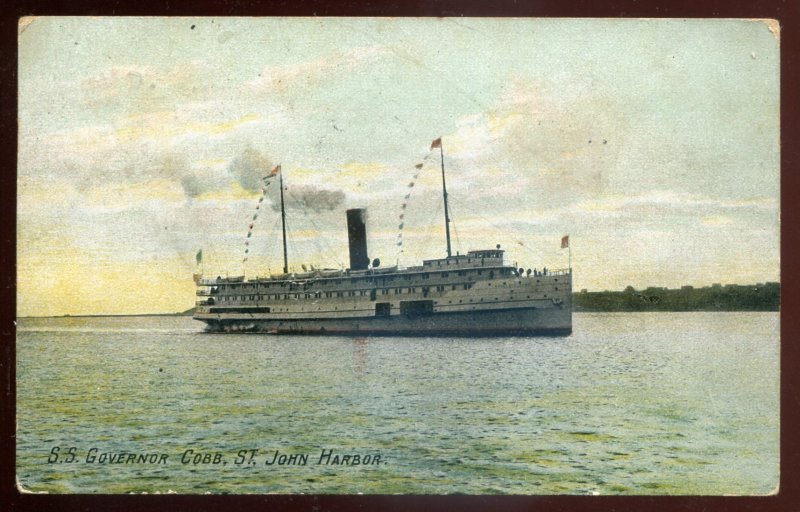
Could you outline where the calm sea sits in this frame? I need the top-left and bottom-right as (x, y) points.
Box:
(16, 312), (779, 495)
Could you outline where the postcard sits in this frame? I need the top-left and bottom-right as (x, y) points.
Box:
(16, 17), (780, 495)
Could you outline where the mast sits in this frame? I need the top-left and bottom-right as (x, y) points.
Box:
(279, 166), (289, 274)
(437, 139), (453, 258)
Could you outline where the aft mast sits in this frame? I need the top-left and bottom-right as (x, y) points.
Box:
(278, 165), (289, 274)
(431, 137), (452, 258)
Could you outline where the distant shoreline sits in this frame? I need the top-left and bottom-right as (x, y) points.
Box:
(17, 313), (194, 319)
(18, 282), (780, 318)
(574, 282), (779, 312)
(17, 310), (781, 320)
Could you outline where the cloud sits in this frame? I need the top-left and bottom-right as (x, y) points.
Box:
(113, 110), (263, 144)
(21, 45), (390, 212)
(174, 154), (232, 199)
(81, 63), (211, 113)
(570, 191), (778, 218)
(82, 179), (185, 213)
(246, 45), (390, 95)
(702, 215), (734, 226)
(180, 148), (282, 200)
(442, 77), (630, 208)
(180, 173), (214, 198)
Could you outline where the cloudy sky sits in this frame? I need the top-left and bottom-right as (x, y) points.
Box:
(18, 17), (779, 316)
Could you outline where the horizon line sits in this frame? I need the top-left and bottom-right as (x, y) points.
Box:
(16, 280), (780, 319)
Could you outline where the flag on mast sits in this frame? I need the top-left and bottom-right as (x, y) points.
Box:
(267, 164), (281, 178)
(430, 137), (442, 149)
(196, 249), (203, 264)
(561, 235), (570, 249)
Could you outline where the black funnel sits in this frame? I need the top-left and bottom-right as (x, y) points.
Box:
(346, 208), (369, 271)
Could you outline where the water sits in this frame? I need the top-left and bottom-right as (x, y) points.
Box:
(16, 313), (779, 494)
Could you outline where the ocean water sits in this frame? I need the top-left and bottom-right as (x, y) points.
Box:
(16, 312), (779, 495)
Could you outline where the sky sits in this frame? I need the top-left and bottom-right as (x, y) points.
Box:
(17, 17), (780, 316)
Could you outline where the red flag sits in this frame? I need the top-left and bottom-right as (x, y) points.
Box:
(430, 137), (442, 150)
(267, 164), (281, 177)
(561, 235), (570, 249)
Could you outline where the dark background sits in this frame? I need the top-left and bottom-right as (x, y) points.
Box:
(2, 1), (797, 511)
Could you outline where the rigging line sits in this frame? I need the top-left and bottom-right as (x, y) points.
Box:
(282, 213), (299, 273)
(284, 190), (342, 267)
(262, 214), (284, 269)
(291, 191), (339, 261)
(408, 197), (444, 261)
(336, 19), (492, 115)
(284, 193), (335, 270)
(250, 214), (285, 277)
(314, 22), (497, 179)
(447, 202), (462, 255)
(434, 192), (545, 261)
(278, 189), (300, 273)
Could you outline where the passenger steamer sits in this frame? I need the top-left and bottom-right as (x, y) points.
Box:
(193, 139), (572, 336)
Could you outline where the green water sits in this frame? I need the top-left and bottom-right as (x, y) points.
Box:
(16, 312), (779, 494)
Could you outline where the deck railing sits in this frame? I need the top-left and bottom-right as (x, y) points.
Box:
(196, 267), (572, 287)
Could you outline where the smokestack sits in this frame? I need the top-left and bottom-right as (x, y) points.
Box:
(346, 208), (369, 271)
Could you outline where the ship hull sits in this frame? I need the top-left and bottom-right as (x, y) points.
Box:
(197, 305), (571, 337)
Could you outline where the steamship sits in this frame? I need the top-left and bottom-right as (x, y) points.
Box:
(193, 139), (572, 336)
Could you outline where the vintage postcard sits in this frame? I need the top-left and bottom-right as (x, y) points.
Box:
(16, 17), (779, 494)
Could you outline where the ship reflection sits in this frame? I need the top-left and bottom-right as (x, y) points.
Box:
(352, 337), (369, 378)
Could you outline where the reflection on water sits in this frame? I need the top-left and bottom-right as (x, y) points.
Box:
(352, 337), (369, 379)
(16, 313), (779, 494)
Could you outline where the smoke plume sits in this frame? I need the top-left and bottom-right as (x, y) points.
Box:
(229, 147), (274, 192)
(276, 185), (346, 213)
